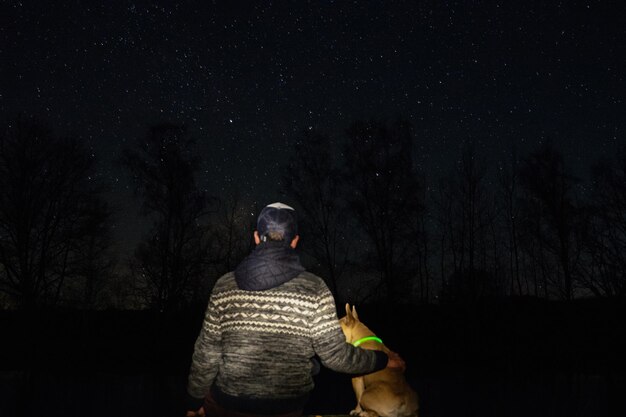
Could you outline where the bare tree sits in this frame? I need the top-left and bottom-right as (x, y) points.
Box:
(433, 175), (456, 297)
(437, 142), (500, 302)
(497, 148), (524, 296)
(518, 143), (583, 300)
(579, 150), (626, 297)
(122, 123), (213, 311)
(342, 119), (423, 302)
(281, 129), (350, 298)
(209, 192), (254, 279)
(0, 117), (111, 309)
(66, 198), (116, 308)
(412, 172), (432, 303)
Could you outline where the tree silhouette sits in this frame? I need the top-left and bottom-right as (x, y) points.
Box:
(66, 198), (116, 308)
(580, 150), (626, 297)
(497, 148), (525, 296)
(342, 119), (423, 302)
(518, 143), (583, 300)
(209, 192), (253, 279)
(0, 117), (110, 309)
(412, 171), (432, 303)
(122, 123), (213, 311)
(437, 142), (500, 302)
(281, 129), (350, 298)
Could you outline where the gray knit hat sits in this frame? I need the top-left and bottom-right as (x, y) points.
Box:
(256, 202), (298, 242)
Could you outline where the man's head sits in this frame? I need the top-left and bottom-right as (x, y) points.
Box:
(255, 202), (299, 248)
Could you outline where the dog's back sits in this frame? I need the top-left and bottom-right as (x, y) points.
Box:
(357, 347), (419, 417)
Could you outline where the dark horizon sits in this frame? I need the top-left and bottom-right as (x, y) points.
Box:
(1, 114), (625, 311)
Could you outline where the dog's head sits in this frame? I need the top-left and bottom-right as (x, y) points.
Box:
(339, 303), (378, 346)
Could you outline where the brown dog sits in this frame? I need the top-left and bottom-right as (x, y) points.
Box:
(339, 304), (419, 417)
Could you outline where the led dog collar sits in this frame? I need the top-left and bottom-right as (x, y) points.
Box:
(352, 336), (383, 347)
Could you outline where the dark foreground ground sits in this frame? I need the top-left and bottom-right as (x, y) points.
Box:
(1, 297), (625, 417)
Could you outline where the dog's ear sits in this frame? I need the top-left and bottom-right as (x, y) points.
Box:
(344, 303), (355, 326)
(351, 305), (360, 322)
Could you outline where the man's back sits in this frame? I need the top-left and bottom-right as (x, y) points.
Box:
(207, 270), (329, 399)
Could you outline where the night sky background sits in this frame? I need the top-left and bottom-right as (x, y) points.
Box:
(3, 0), (625, 258)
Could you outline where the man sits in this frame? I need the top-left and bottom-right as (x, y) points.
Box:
(186, 202), (405, 417)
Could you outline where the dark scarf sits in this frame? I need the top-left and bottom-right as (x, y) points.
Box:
(234, 241), (305, 291)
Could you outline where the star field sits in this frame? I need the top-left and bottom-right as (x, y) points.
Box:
(2, 0), (625, 254)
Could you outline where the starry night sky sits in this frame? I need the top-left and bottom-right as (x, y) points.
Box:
(2, 0), (625, 256)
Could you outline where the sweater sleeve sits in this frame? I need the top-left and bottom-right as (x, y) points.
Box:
(309, 282), (387, 375)
(187, 294), (222, 401)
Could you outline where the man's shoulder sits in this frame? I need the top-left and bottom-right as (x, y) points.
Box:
(288, 271), (330, 292)
(212, 272), (237, 293)
(294, 271), (325, 284)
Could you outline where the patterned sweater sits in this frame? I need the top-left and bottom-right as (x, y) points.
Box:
(187, 243), (386, 413)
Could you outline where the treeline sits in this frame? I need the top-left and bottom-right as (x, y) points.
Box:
(0, 116), (625, 310)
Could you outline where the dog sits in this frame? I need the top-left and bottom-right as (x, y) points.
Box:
(339, 304), (419, 417)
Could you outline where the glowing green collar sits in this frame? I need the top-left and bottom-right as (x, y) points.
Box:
(352, 336), (383, 347)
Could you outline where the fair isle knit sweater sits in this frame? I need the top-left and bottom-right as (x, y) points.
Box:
(187, 241), (386, 413)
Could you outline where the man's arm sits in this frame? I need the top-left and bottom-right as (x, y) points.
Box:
(186, 295), (222, 410)
(309, 284), (388, 374)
